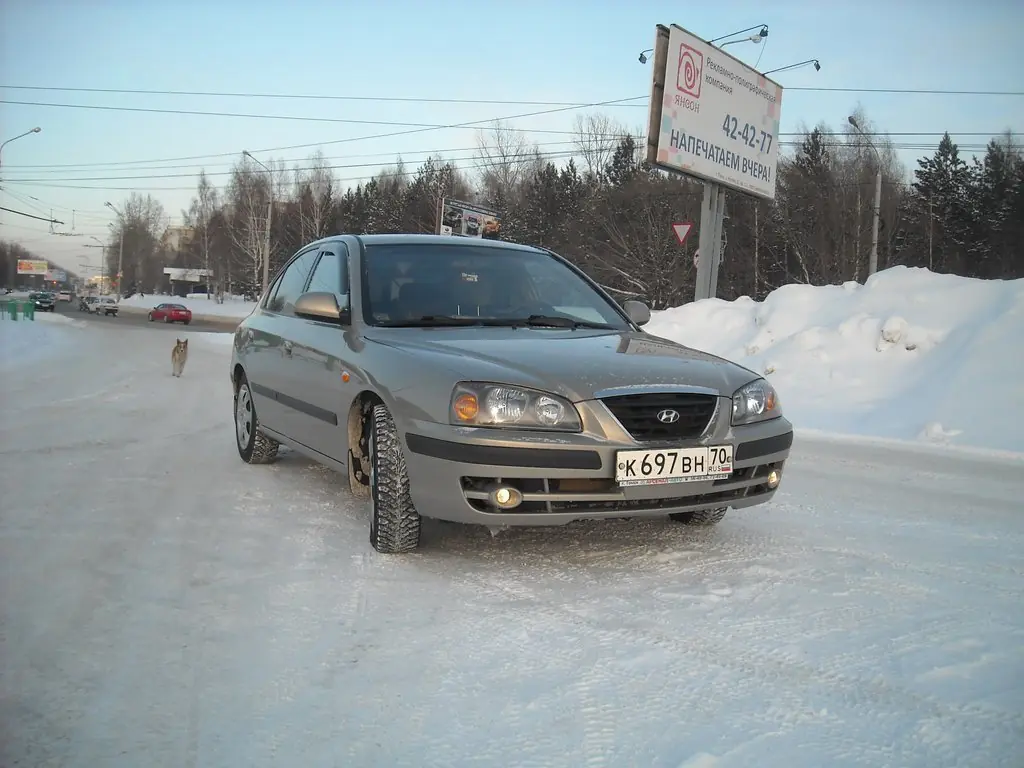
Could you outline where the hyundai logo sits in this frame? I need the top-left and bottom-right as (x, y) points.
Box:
(656, 409), (680, 424)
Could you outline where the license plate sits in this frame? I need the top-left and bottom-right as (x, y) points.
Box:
(615, 445), (733, 487)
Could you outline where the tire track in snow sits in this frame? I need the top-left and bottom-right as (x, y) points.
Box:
(441, 563), (1023, 766)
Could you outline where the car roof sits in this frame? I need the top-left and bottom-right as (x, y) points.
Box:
(307, 233), (547, 255)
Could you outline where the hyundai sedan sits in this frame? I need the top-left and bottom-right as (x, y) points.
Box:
(229, 234), (793, 553)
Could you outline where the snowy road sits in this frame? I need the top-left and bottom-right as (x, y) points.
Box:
(2, 323), (1022, 768)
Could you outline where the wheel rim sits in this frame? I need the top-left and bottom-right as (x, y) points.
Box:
(236, 386), (254, 448)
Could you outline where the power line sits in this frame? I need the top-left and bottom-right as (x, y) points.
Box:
(2, 127), (1014, 175)
(2, 140), (580, 175)
(3, 139), (1016, 193)
(5, 99), (1020, 143)
(4, 139), (1015, 185)
(3, 84), (1022, 101)
(0, 94), (644, 172)
(9, 134), (1002, 179)
(0, 96), (653, 136)
(0, 206), (64, 224)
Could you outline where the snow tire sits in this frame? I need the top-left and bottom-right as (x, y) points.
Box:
(368, 403), (421, 554)
(669, 507), (728, 526)
(234, 374), (279, 465)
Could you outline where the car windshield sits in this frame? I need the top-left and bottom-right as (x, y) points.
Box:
(361, 243), (632, 330)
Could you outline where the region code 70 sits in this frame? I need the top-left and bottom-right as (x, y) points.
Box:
(722, 114), (773, 154)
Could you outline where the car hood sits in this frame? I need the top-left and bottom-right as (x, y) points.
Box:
(366, 327), (759, 401)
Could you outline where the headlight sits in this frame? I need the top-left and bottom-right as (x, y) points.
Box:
(450, 382), (582, 432)
(732, 379), (782, 426)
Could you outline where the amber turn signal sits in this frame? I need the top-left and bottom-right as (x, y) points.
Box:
(452, 393), (479, 421)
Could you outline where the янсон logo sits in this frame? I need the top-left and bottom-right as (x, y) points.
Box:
(676, 43), (703, 99)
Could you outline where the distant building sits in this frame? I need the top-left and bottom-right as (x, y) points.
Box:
(161, 225), (195, 251)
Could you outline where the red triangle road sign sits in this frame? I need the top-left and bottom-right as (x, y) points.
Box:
(672, 222), (694, 245)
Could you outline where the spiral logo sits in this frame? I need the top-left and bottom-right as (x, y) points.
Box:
(675, 43), (703, 99)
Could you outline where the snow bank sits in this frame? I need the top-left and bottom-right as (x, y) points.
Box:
(0, 312), (82, 370)
(647, 266), (1024, 454)
(120, 293), (257, 319)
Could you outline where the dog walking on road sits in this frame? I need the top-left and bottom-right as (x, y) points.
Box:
(171, 338), (188, 377)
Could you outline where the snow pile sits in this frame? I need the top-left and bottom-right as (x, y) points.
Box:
(119, 293), (257, 319)
(0, 311), (83, 370)
(647, 266), (1024, 454)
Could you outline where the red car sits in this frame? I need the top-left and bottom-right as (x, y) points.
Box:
(148, 302), (192, 325)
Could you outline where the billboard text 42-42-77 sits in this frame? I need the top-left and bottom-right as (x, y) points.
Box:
(646, 24), (784, 201)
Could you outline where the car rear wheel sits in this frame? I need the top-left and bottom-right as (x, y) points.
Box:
(234, 374), (279, 464)
(669, 507), (728, 526)
(368, 403), (421, 554)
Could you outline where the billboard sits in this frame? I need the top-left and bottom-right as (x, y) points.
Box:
(17, 259), (48, 275)
(437, 198), (502, 240)
(164, 267), (212, 282)
(45, 269), (67, 282)
(645, 24), (784, 201)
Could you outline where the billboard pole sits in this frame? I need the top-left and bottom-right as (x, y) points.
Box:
(645, 23), (786, 304)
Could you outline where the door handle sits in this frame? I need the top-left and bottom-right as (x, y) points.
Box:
(282, 340), (293, 357)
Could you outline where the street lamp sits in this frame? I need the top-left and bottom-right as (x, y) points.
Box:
(762, 59), (821, 75)
(243, 150), (274, 295)
(0, 127), (42, 286)
(847, 115), (882, 277)
(0, 126), (41, 166)
(104, 201), (126, 298)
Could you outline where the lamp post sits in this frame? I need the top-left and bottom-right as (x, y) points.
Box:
(0, 126), (41, 168)
(104, 201), (126, 298)
(243, 150), (273, 296)
(1, 127), (42, 286)
(847, 115), (882, 277)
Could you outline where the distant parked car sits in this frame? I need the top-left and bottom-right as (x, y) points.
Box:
(29, 291), (56, 311)
(228, 233), (793, 555)
(57, 290), (72, 302)
(148, 302), (192, 325)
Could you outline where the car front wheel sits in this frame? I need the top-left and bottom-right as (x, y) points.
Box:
(669, 507), (728, 526)
(368, 403), (421, 554)
(148, 312), (154, 321)
(234, 374), (279, 464)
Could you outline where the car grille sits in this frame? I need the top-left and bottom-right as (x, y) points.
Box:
(601, 392), (718, 441)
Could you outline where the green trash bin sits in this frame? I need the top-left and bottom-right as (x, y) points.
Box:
(22, 301), (35, 320)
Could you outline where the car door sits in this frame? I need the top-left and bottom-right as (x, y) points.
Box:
(241, 247), (320, 438)
(278, 245), (361, 462)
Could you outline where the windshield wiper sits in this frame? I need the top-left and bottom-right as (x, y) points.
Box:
(377, 315), (485, 328)
(509, 314), (617, 330)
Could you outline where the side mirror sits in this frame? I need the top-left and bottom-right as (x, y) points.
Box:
(294, 291), (350, 324)
(622, 299), (651, 326)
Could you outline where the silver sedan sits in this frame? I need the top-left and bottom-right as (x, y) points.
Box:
(230, 234), (793, 553)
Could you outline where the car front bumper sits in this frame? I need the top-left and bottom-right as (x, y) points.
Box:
(400, 406), (793, 526)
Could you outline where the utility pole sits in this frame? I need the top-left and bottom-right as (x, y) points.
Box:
(105, 201), (127, 298)
(848, 115), (882, 277)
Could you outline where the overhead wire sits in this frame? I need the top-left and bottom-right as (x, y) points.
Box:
(3, 139), (1017, 193)
(3, 84), (1023, 101)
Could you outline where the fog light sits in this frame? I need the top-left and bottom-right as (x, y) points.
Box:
(487, 485), (523, 510)
(767, 470), (781, 489)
